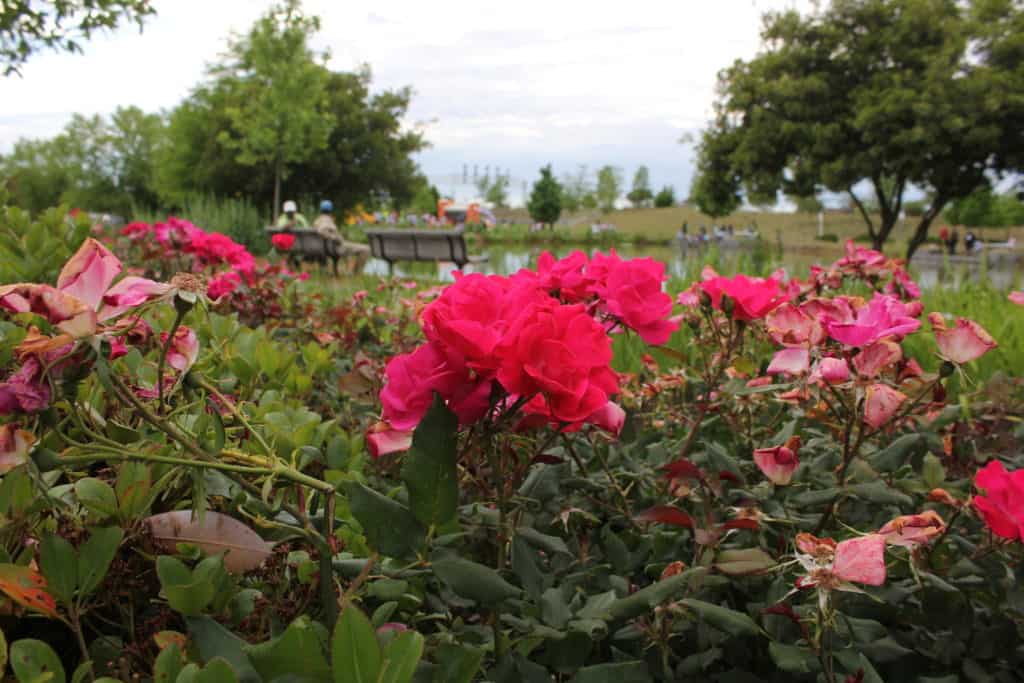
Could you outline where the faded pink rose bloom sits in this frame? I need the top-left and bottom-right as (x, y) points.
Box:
(928, 313), (997, 364)
(101, 276), (173, 320)
(767, 348), (810, 376)
(831, 534), (887, 586)
(826, 294), (920, 347)
(853, 340), (903, 378)
(57, 238), (122, 310)
(878, 510), (946, 548)
(885, 267), (921, 300)
(814, 357), (850, 384)
(0, 284), (96, 338)
(863, 384), (907, 429)
(162, 327), (199, 373)
(835, 240), (890, 275)
(1009, 291), (1024, 306)
(0, 424), (34, 472)
(793, 533), (887, 612)
(676, 285), (700, 308)
(753, 438), (800, 485)
(366, 425), (414, 458)
(0, 358), (52, 414)
(766, 303), (824, 347)
(585, 401), (626, 436)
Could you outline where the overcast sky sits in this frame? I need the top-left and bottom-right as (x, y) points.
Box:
(0, 0), (813, 202)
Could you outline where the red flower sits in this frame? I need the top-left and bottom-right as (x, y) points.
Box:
(699, 273), (788, 321)
(973, 460), (1024, 541)
(590, 251), (678, 345)
(271, 233), (296, 251)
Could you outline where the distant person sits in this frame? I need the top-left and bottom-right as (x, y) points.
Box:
(939, 226), (950, 247)
(964, 230), (978, 252)
(313, 200), (343, 242)
(699, 225), (709, 243)
(947, 228), (959, 255)
(277, 200), (308, 229)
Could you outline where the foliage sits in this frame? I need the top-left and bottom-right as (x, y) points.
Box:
(0, 195), (91, 283)
(527, 164), (563, 227)
(689, 120), (742, 219)
(476, 174), (510, 209)
(0, 0), (155, 76)
(0, 107), (165, 216)
(790, 194), (823, 214)
(653, 186), (676, 209)
(596, 165), (622, 213)
(695, 0), (1024, 258)
(560, 165), (594, 213)
(945, 185), (1024, 227)
(409, 182), (441, 216)
(627, 166), (654, 208)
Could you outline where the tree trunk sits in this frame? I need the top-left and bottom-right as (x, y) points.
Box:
(272, 159), (282, 222)
(904, 196), (947, 261)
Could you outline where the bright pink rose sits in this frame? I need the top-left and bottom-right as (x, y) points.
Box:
(852, 340), (903, 378)
(207, 272), (242, 300)
(593, 254), (678, 344)
(699, 274), (788, 321)
(863, 384), (906, 429)
(1009, 291), (1024, 306)
(767, 348), (810, 376)
(928, 313), (997, 364)
(495, 301), (619, 423)
(885, 268), (921, 300)
(271, 233), (296, 251)
(531, 251), (591, 301)
(826, 294), (921, 347)
(972, 460), (1024, 541)
(878, 510), (946, 548)
(753, 438), (800, 485)
(0, 424), (34, 473)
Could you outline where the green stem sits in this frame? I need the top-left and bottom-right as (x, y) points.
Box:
(157, 307), (187, 415)
(193, 374), (275, 457)
(60, 451), (272, 476)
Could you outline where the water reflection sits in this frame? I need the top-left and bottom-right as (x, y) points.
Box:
(363, 242), (1020, 290)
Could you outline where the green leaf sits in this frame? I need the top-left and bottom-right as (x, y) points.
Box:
(116, 462), (152, 519)
(430, 556), (521, 604)
(607, 568), (705, 620)
(379, 630), (424, 683)
(867, 433), (922, 471)
(332, 603), (381, 683)
(432, 644), (483, 683)
(921, 452), (946, 489)
(244, 616), (331, 683)
(0, 628), (7, 675)
(158, 557), (216, 617)
(681, 598), (760, 637)
(344, 482), (425, 559)
(10, 639), (66, 683)
(77, 527), (124, 597)
(714, 548), (776, 575)
(568, 661), (652, 683)
(768, 642), (820, 673)
(74, 478), (119, 519)
(38, 535), (77, 605)
(185, 617), (260, 683)
(153, 644), (185, 683)
(195, 658), (239, 683)
(400, 396), (459, 528)
(848, 480), (913, 507)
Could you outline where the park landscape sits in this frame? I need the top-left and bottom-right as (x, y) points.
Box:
(1, 1), (1024, 683)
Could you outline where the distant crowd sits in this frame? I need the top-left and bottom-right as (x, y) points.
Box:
(937, 226), (1017, 255)
(675, 221), (761, 247)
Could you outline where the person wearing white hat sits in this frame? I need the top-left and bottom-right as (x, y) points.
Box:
(276, 200), (309, 229)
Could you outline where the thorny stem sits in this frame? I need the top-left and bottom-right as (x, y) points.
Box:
(157, 307), (186, 415)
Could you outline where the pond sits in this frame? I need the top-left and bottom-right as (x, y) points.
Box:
(363, 241), (1022, 290)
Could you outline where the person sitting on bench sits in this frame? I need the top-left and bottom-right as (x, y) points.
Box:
(276, 200), (309, 229)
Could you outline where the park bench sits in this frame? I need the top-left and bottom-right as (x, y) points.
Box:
(364, 228), (488, 273)
(265, 227), (369, 275)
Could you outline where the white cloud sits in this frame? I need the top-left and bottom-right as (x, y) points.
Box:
(0, 0), (815, 196)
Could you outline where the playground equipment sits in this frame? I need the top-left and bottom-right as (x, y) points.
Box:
(438, 199), (496, 227)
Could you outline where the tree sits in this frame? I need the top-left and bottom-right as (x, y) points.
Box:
(693, 0), (1023, 258)
(214, 0), (335, 219)
(409, 181), (440, 215)
(595, 166), (621, 213)
(790, 194), (823, 213)
(654, 185), (676, 208)
(527, 165), (562, 228)
(560, 165), (591, 213)
(1, 1), (155, 76)
(626, 166), (654, 208)
(475, 172), (510, 208)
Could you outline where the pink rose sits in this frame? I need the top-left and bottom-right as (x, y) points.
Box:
(699, 273), (788, 321)
(207, 272), (242, 300)
(767, 348), (810, 376)
(593, 254), (678, 344)
(366, 425), (414, 459)
(101, 276), (173, 320)
(928, 313), (997, 364)
(863, 384), (906, 429)
(380, 342), (473, 431)
(766, 303), (824, 347)
(831, 534), (887, 586)
(852, 340), (903, 378)
(1009, 291), (1024, 306)
(814, 357), (850, 384)
(826, 294), (921, 347)
(972, 460), (1024, 541)
(162, 327), (199, 373)
(753, 437), (800, 485)
(495, 301), (619, 423)
(0, 358), (52, 414)
(57, 238), (122, 310)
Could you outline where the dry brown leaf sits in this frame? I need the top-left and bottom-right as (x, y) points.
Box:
(145, 510), (274, 573)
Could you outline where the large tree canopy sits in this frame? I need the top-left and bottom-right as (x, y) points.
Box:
(692, 0), (1023, 258)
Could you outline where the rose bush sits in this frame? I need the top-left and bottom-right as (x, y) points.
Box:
(0, 222), (1021, 683)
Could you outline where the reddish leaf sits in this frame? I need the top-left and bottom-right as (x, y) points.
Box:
(722, 518), (760, 531)
(531, 453), (564, 465)
(661, 458), (704, 481)
(637, 506), (695, 528)
(718, 471), (741, 484)
(0, 563), (59, 618)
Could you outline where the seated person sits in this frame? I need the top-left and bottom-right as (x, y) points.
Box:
(313, 200), (343, 242)
(276, 200), (309, 229)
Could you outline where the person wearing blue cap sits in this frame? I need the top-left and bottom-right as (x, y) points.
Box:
(313, 199), (341, 241)
(313, 199), (370, 274)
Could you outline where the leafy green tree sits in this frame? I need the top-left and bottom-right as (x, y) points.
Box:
(560, 165), (591, 213)
(527, 165), (562, 228)
(410, 181), (441, 215)
(214, 0), (335, 219)
(485, 175), (510, 209)
(693, 0), (1023, 258)
(1, 0), (154, 76)
(581, 192), (598, 210)
(595, 165), (621, 213)
(654, 185), (676, 208)
(626, 166), (653, 208)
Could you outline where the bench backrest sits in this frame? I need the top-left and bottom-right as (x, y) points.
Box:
(265, 228), (338, 257)
(364, 229), (468, 264)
